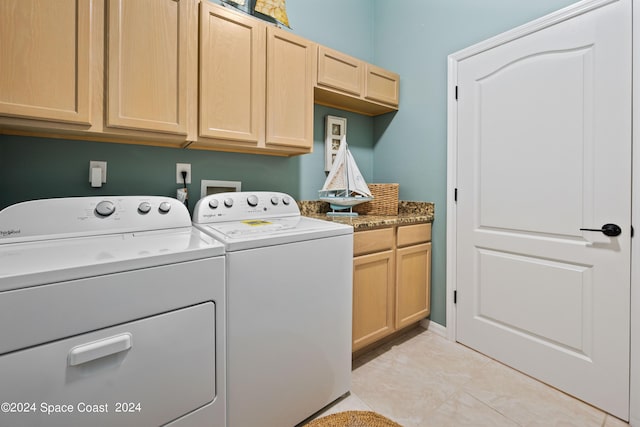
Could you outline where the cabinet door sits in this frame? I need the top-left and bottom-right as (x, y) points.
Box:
(317, 46), (363, 96)
(266, 26), (314, 151)
(107, 0), (193, 135)
(199, 2), (265, 144)
(365, 64), (400, 107)
(353, 250), (395, 351)
(396, 242), (431, 329)
(0, 0), (92, 124)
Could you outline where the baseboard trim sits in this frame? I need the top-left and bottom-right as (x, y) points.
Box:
(420, 319), (446, 337)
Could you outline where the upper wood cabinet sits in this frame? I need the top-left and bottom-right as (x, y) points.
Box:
(365, 64), (401, 107)
(315, 45), (399, 116)
(198, 2), (265, 145)
(316, 46), (363, 97)
(265, 27), (315, 152)
(0, 0), (93, 125)
(0, 0), (194, 148)
(0, 1), (397, 155)
(106, 0), (194, 136)
(191, 2), (313, 155)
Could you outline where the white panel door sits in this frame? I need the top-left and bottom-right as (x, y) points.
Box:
(455, 0), (631, 419)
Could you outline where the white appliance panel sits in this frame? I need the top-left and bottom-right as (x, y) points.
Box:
(192, 191), (299, 224)
(193, 190), (353, 427)
(0, 257), (223, 355)
(0, 196), (227, 426)
(0, 303), (215, 427)
(226, 234), (353, 427)
(0, 196), (193, 243)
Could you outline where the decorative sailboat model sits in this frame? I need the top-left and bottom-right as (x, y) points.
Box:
(319, 136), (373, 216)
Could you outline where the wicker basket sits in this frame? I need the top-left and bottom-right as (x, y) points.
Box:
(353, 183), (399, 215)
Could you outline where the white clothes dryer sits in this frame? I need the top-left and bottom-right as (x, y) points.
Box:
(193, 191), (353, 427)
(0, 196), (226, 427)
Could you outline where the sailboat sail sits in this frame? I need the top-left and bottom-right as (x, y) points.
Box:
(321, 138), (348, 193)
(319, 136), (373, 210)
(346, 149), (372, 197)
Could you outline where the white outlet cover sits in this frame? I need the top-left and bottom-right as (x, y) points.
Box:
(176, 163), (191, 184)
(89, 161), (107, 183)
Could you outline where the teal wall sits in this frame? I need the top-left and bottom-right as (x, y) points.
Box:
(286, 0), (376, 200)
(0, 0), (578, 326)
(0, 105), (374, 209)
(371, 0), (579, 325)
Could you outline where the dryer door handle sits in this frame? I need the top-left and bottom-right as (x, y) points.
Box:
(68, 333), (132, 366)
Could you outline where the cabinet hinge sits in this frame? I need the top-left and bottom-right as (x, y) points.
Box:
(455, 86), (458, 100)
(454, 290), (457, 304)
(454, 188), (458, 202)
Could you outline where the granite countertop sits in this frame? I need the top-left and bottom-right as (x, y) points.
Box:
(298, 200), (434, 230)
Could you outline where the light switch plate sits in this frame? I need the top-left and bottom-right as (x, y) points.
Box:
(89, 161), (107, 183)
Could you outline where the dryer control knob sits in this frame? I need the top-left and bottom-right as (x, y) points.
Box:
(282, 196), (291, 206)
(271, 196), (279, 205)
(95, 201), (116, 217)
(209, 199), (219, 209)
(138, 202), (151, 214)
(158, 201), (172, 214)
(247, 195), (259, 207)
(224, 198), (234, 208)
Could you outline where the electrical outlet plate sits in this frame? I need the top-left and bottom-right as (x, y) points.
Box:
(176, 163), (191, 184)
(89, 161), (107, 183)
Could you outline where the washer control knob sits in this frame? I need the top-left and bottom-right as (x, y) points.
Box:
(224, 198), (234, 208)
(158, 201), (172, 214)
(138, 202), (151, 214)
(209, 199), (219, 209)
(282, 196), (291, 206)
(95, 201), (115, 217)
(247, 195), (259, 207)
(271, 196), (279, 205)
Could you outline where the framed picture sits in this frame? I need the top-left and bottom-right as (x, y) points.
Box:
(220, 0), (279, 26)
(325, 115), (347, 172)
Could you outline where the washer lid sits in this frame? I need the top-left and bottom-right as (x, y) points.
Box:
(195, 216), (352, 251)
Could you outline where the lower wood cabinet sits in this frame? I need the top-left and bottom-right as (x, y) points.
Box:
(352, 223), (432, 352)
(396, 241), (432, 329)
(353, 249), (395, 350)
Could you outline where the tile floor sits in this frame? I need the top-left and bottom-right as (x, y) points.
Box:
(312, 326), (630, 427)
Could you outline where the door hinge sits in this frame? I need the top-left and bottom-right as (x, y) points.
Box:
(455, 86), (458, 100)
(454, 188), (458, 202)
(632, 225), (634, 238)
(454, 290), (457, 304)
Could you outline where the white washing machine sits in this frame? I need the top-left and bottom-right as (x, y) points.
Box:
(193, 191), (354, 427)
(0, 196), (226, 427)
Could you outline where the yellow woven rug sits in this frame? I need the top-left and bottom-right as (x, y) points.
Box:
(304, 410), (403, 427)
